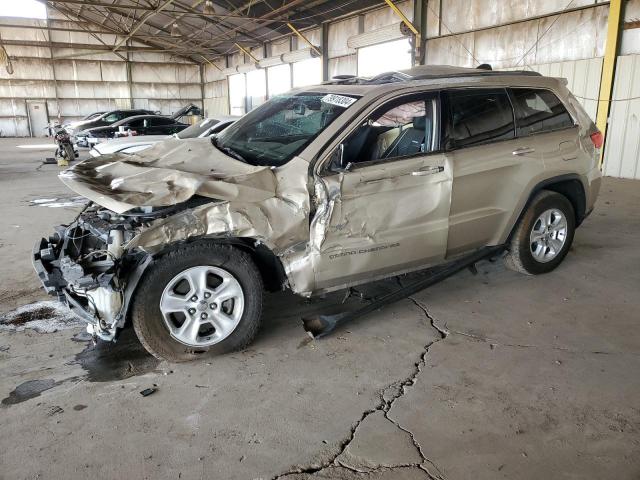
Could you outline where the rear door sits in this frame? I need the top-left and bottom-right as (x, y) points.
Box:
(312, 92), (453, 291)
(443, 88), (545, 256)
(508, 87), (580, 173)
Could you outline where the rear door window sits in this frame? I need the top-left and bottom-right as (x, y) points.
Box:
(445, 89), (515, 149)
(103, 113), (119, 123)
(509, 88), (574, 136)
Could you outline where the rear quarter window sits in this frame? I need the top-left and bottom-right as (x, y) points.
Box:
(509, 88), (574, 136)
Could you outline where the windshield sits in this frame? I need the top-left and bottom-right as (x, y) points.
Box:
(214, 92), (359, 166)
(176, 118), (220, 139)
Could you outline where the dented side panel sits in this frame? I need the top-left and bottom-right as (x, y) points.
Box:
(309, 153), (453, 292)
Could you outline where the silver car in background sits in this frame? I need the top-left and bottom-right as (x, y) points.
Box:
(89, 116), (239, 157)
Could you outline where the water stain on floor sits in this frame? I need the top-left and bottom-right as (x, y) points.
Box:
(3, 306), (56, 326)
(1, 379), (59, 406)
(73, 328), (160, 382)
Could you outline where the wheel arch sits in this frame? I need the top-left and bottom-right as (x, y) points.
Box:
(507, 174), (587, 242)
(119, 236), (287, 329)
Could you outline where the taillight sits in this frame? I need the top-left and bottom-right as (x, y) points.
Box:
(590, 130), (603, 149)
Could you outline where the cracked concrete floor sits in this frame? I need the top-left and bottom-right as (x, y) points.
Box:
(1, 138), (639, 479)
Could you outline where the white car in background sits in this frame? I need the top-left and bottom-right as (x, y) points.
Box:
(89, 116), (239, 157)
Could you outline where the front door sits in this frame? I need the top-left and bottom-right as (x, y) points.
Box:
(311, 93), (452, 291)
(26, 100), (49, 137)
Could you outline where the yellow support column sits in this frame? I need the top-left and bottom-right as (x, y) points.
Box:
(383, 0), (420, 64)
(595, 0), (623, 164)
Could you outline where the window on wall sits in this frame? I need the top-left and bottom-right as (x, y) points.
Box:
(357, 39), (412, 77)
(0, 0), (46, 18)
(228, 73), (246, 116)
(246, 69), (267, 111)
(267, 64), (292, 97)
(292, 58), (322, 88)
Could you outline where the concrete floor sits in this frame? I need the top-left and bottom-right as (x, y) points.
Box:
(0, 137), (639, 480)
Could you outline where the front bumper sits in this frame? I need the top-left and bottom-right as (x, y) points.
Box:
(32, 219), (133, 341)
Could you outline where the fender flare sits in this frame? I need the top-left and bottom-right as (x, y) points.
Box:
(507, 173), (587, 242)
(118, 236), (287, 328)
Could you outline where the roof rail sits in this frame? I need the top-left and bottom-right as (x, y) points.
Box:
(322, 65), (542, 86)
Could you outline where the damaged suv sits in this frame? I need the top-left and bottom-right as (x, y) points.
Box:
(33, 65), (601, 361)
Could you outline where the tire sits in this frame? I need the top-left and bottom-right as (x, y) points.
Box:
(504, 190), (575, 275)
(63, 144), (74, 160)
(131, 242), (263, 362)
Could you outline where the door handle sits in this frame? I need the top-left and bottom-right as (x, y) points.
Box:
(411, 165), (444, 176)
(562, 156), (577, 161)
(512, 147), (535, 156)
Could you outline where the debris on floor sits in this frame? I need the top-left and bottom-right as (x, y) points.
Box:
(0, 301), (81, 334)
(28, 196), (88, 208)
(140, 387), (157, 397)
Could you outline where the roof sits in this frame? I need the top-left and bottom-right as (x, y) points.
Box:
(289, 64), (562, 101)
(46, 0), (384, 64)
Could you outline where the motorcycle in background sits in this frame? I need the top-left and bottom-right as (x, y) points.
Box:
(45, 124), (77, 166)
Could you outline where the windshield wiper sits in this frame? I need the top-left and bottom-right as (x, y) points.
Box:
(211, 136), (247, 163)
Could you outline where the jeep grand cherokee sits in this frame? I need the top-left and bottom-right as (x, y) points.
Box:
(33, 65), (601, 361)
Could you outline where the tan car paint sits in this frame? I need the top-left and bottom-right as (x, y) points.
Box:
(58, 67), (601, 297)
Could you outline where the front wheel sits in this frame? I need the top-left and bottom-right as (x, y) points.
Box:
(504, 190), (576, 275)
(131, 242), (263, 362)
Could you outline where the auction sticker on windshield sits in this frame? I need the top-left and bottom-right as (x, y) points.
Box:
(322, 94), (357, 108)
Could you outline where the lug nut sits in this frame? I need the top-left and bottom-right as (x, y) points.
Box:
(200, 313), (208, 319)
(188, 308), (196, 315)
(190, 295), (198, 301)
(209, 303), (217, 310)
(204, 292), (211, 299)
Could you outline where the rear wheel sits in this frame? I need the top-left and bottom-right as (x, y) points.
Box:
(504, 190), (575, 275)
(131, 242), (263, 362)
(63, 143), (75, 160)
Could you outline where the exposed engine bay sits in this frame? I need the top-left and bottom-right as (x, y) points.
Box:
(32, 199), (209, 341)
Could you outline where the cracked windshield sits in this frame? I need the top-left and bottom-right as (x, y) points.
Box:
(213, 92), (359, 166)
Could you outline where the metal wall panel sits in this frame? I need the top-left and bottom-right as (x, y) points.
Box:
(328, 17), (359, 58)
(0, 58), (54, 80)
(270, 38), (291, 56)
(0, 118), (30, 137)
(603, 55), (640, 179)
(438, 0), (605, 34)
(130, 63), (200, 84)
(0, 80), (55, 99)
(621, 0), (640, 55)
(204, 61), (226, 82)
(425, 5), (607, 67)
(131, 83), (201, 100)
(363, 0), (413, 31)
(328, 55), (357, 78)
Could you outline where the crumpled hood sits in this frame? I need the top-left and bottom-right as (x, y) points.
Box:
(59, 137), (277, 213)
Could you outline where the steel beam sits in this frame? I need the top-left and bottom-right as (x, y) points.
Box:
(596, 0), (624, 163)
(112, 0), (176, 52)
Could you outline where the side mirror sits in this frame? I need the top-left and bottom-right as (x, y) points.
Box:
(329, 143), (351, 173)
